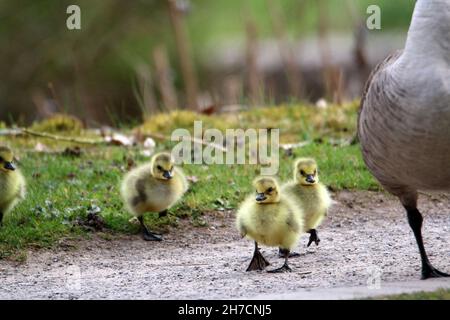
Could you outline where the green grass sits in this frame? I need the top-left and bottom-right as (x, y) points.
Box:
(374, 289), (450, 300)
(0, 104), (380, 260)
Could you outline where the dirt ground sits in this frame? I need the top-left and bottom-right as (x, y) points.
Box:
(0, 191), (449, 300)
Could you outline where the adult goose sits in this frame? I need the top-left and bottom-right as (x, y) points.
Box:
(358, 0), (450, 279)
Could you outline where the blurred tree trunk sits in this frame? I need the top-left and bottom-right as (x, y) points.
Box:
(267, 0), (302, 100)
(245, 18), (264, 106)
(135, 64), (157, 119)
(317, 0), (343, 105)
(168, 0), (198, 110)
(153, 45), (178, 111)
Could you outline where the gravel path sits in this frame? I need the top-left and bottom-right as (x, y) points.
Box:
(0, 191), (449, 299)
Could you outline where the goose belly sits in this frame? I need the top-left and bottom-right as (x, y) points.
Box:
(360, 103), (450, 191)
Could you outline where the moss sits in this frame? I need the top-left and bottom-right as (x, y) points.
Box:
(138, 110), (238, 135)
(30, 113), (84, 133)
(138, 102), (360, 144)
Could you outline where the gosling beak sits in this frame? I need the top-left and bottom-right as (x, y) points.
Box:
(163, 170), (173, 180)
(4, 162), (15, 171)
(305, 174), (315, 183)
(255, 193), (267, 202)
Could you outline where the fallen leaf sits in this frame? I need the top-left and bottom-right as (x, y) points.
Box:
(34, 142), (50, 152)
(105, 133), (134, 146)
(143, 137), (156, 149)
(62, 146), (82, 157)
(186, 176), (199, 183)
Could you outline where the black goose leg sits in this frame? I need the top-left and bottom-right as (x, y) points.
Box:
(246, 242), (270, 271)
(405, 206), (449, 279)
(307, 229), (320, 247)
(138, 216), (162, 241)
(0, 211), (3, 227)
(268, 248), (292, 273)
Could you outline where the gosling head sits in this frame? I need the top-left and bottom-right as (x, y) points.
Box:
(0, 146), (16, 173)
(150, 152), (175, 180)
(253, 176), (280, 204)
(294, 158), (319, 186)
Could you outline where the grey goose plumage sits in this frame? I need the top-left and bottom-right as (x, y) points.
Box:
(358, 0), (450, 279)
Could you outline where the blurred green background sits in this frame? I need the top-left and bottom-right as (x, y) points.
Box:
(0, 0), (415, 126)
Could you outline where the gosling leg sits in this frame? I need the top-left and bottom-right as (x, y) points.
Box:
(246, 242), (270, 271)
(268, 248), (292, 273)
(138, 216), (162, 241)
(405, 205), (449, 279)
(278, 248), (300, 258)
(307, 229), (320, 247)
(158, 209), (168, 218)
(0, 211), (3, 227)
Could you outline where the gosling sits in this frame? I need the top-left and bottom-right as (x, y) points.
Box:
(0, 146), (26, 226)
(236, 176), (304, 273)
(120, 152), (188, 241)
(282, 158), (332, 248)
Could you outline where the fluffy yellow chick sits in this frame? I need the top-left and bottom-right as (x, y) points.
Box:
(0, 146), (26, 226)
(120, 152), (188, 241)
(236, 176), (304, 273)
(282, 157), (332, 248)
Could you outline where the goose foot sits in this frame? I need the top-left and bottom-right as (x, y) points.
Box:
(422, 263), (450, 280)
(307, 229), (320, 247)
(246, 242), (270, 271)
(404, 204), (448, 280)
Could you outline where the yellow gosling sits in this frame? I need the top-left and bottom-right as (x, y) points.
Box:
(120, 152), (188, 241)
(236, 176), (304, 273)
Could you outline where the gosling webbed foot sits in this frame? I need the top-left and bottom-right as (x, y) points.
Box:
(422, 262), (450, 280)
(270, 248), (293, 272)
(267, 262), (292, 273)
(138, 216), (163, 241)
(158, 210), (168, 218)
(142, 229), (163, 241)
(246, 243), (270, 271)
(278, 248), (300, 258)
(307, 229), (320, 247)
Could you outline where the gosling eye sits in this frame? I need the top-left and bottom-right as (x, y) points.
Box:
(267, 187), (274, 193)
(0, 156), (3, 162)
(300, 170), (305, 176)
(157, 165), (163, 171)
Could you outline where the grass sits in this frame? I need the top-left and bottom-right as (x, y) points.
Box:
(139, 101), (360, 143)
(0, 103), (380, 260)
(374, 289), (450, 300)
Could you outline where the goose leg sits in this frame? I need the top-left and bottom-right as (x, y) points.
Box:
(138, 216), (162, 241)
(246, 242), (270, 271)
(405, 206), (449, 279)
(0, 211), (3, 226)
(269, 248), (292, 273)
(307, 229), (320, 247)
(278, 248), (300, 258)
